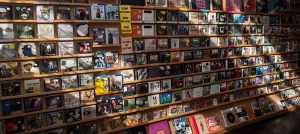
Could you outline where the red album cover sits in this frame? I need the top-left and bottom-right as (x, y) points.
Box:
(226, 0), (243, 13)
(130, 24), (142, 37)
(244, 0), (257, 13)
(205, 114), (222, 132)
(131, 9), (143, 22)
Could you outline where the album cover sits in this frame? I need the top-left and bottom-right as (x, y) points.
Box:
(76, 24), (89, 37)
(60, 58), (77, 72)
(171, 117), (193, 134)
(157, 39), (169, 49)
(109, 74), (123, 91)
(234, 105), (249, 122)
(105, 28), (119, 44)
(58, 42), (74, 55)
(82, 122), (98, 134)
(131, 24), (142, 37)
(37, 24), (54, 38)
(100, 116), (124, 131)
(123, 98), (136, 112)
(81, 105), (96, 120)
(135, 68), (148, 80)
(61, 75), (79, 89)
(96, 98), (111, 115)
(143, 9), (155, 23)
(148, 121), (171, 134)
(268, 0), (280, 13)
(123, 84), (136, 97)
(160, 93), (172, 104)
(93, 52), (105, 69)
(56, 6), (71, 20)
(21, 61), (40, 75)
(105, 4), (119, 20)
(26, 114), (44, 130)
(45, 94), (63, 109)
(64, 108), (81, 123)
(131, 8), (143, 22)
(91, 4), (105, 20)
(77, 41), (92, 54)
(136, 96), (149, 109)
(95, 75), (109, 95)
(24, 79), (41, 93)
(79, 74), (93, 87)
(93, 28), (106, 45)
(78, 57), (93, 70)
(47, 111), (64, 126)
(36, 5), (54, 21)
(24, 97), (43, 112)
(105, 52), (119, 68)
(1, 81), (20, 96)
(67, 125), (82, 134)
(204, 114), (222, 132)
(40, 43), (56, 56)
(0, 23), (14, 39)
(220, 107), (239, 127)
(18, 43), (36, 57)
(57, 24), (74, 38)
(157, 24), (167, 35)
(136, 53), (147, 65)
(178, 25), (189, 35)
(64, 92), (80, 108)
(110, 96), (123, 113)
(212, 0), (223, 10)
(5, 117), (25, 133)
(0, 5), (12, 20)
(156, 10), (167, 23)
(191, 0), (210, 9)
(148, 94), (160, 107)
(41, 60), (59, 74)
(226, 0), (243, 13)
(16, 23), (34, 38)
(142, 24), (155, 36)
(193, 87), (203, 98)
(136, 82), (148, 94)
(120, 69), (134, 83)
(75, 7), (89, 20)
(2, 99), (22, 116)
(257, 0), (268, 13)
(0, 43), (16, 59)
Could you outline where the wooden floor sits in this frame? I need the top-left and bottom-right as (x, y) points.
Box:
(228, 109), (300, 134)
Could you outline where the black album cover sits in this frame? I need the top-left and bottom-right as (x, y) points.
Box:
(136, 82), (149, 94)
(1, 81), (21, 96)
(67, 125), (82, 134)
(148, 53), (160, 64)
(212, 0), (223, 10)
(157, 39), (169, 49)
(2, 99), (22, 116)
(0, 5), (12, 20)
(172, 77), (184, 88)
(179, 12), (189, 23)
(110, 96), (123, 113)
(160, 52), (171, 63)
(41, 60), (59, 74)
(135, 53), (147, 65)
(133, 39), (145, 51)
(56, 6), (71, 20)
(171, 64), (183, 75)
(24, 97), (43, 112)
(75, 7), (89, 20)
(65, 108), (81, 123)
(156, 10), (167, 23)
(44, 78), (61, 91)
(16, 23), (35, 38)
(148, 66), (161, 78)
(167, 11), (178, 23)
(46, 94), (63, 108)
(15, 5), (33, 20)
(120, 0), (145, 5)
(168, 24), (178, 35)
(157, 24), (168, 35)
(178, 25), (189, 35)
(123, 84), (136, 97)
(26, 114), (44, 130)
(40, 43), (57, 56)
(82, 122), (98, 134)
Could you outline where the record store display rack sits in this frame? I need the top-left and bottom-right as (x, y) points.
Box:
(0, 0), (300, 134)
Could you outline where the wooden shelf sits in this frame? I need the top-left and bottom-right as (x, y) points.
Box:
(0, 37), (92, 43)
(0, 54), (93, 62)
(93, 44), (121, 48)
(0, 86), (95, 101)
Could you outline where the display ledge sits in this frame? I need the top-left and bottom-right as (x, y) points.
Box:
(0, 101), (96, 120)
(121, 44), (282, 54)
(15, 83), (294, 134)
(129, 34), (279, 38)
(123, 67), (298, 84)
(0, 86), (95, 101)
(130, 6), (282, 16)
(0, 56), (296, 82)
(93, 44), (121, 48)
(280, 94), (300, 101)
(0, 54), (93, 62)
(0, 20), (120, 23)
(0, 0), (90, 6)
(210, 109), (288, 134)
(0, 37), (92, 42)
(101, 94), (289, 134)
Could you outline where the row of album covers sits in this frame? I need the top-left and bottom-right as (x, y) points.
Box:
(0, 44), (298, 78)
(0, 4), (119, 21)
(1, 80), (300, 134)
(0, 36), (298, 58)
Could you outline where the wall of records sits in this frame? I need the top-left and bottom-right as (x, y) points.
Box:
(0, 0), (300, 134)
